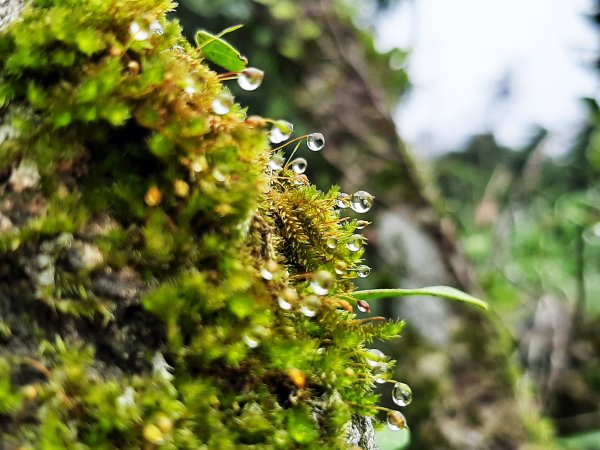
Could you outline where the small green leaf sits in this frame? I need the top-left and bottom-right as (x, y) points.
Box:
(194, 28), (247, 72)
(351, 286), (488, 311)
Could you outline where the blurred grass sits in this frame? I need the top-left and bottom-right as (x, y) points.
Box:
(559, 430), (600, 450)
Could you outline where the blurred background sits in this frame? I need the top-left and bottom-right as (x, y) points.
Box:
(173, 1), (600, 448)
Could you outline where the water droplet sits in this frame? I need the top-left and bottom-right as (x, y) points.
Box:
(355, 220), (370, 230)
(336, 193), (351, 209)
(350, 191), (374, 213)
(300, 295), (321, 317)
(268, 154), (285, 171)
(130, 21), (150, 41)
(277, 296), (292, 310)
(211, 93), (234, 115)
(346, 234), (363, 252)
(357, 300), (370, 313)
(261, 268), (274, 281)
(365, 348), (385, 368)
(290, 157), (308, 174)
(334, 261), (347, 275)
(182, 76), (199, 95)
(237, 67), (264, 91)
(374, 365), (390, 384)
(387, 410), (407, 431)
(191, 155), (207, 173)
(269, 120), (294, 144)
(326, 237), (337, 249)
(149, 20), (164, 36)
(356, 265), (371, 278)
(307, 132), (325, 151)
(243, 325), (267, 348)
(261, 260), (278, 280)
(392, 382), (413, 407)
(212, 168), (226, 183)
(310, 270), (334, 296)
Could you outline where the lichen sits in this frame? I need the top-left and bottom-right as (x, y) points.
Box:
(0, 0), (403, 448)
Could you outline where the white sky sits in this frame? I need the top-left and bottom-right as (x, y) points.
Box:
(374, 0), (599, 155)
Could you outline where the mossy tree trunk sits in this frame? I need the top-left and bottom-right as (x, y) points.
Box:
(0, 1), (404, 449)
(174, 1), (557, 448)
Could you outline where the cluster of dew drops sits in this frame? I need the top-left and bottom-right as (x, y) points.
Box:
(145, 27), (415, 431)
(365, 349), (413, 432)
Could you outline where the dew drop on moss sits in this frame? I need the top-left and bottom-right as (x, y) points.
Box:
(183, 77), (199, 95)
(310, 270), (334, 295)
(392, 382), (413, 407)
(243, 325), (267, 348)
(238, 67), (264, 91)
(149, 20), (164, 36)
(346, 234), (363, 252)
(290, 157), (307, 174)
(350, 190), (374, 213)
(300, 295), (321, 317)
(211, 93), (234, 115)
(269, 120), (294, 143)
(336, 192), (351, 209)
(326, 237), (337, 249)
(365, 348), (385, 368)
(357, 300), (370, 313)
(334, 261), (347, 275)
(277, 296), (292, 310)
(387, 410), (407, 431)
(356, 220), (370, 230)
(373, 364), (390, 384)
(356, 264), (371, 278)
(130, 21), (150, 41)
(307, 132), (325, 151)
(268, 154), (285, 171)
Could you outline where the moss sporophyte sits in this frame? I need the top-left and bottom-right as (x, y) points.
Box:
(0, 1), (486, 447)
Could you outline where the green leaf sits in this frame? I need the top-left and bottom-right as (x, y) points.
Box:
(194, 27), (248, 72)
(351, 286), (488, 311)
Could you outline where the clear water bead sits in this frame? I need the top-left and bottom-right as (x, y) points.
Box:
(373, 365), (390, 384)
(357, 300), (370, 313)
(392, 382), (413, 407)
(355, 220), (370, 230)
(290, 157), (307, 174)
(269, 120), (294, 144)
(356, 265), (371, 278)
(243, 325), (267, 348)
(149, 20), (164, 36)
(182, 77), (198, 95)
(268, 154), (285, 171)
(300, 295), (321, 317)
(237, 67), (264, 91)
(326, 237), (337, 249)
(307, 133), (325, 151)
(211, 93), (234, 115)
(277, 296), (292, 310)
(365, 348), (385, 368)
(336, 193), (351, 209)
(350, 191), (374, 213)
(334, 261), (347, 275)
(346, 234), (363, 252)
(387, 410), (407, 431)
(310, 270), (334, 296)
(130, 21), (150, 41)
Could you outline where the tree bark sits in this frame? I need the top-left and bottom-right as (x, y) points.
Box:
(0, 0), (24, 32)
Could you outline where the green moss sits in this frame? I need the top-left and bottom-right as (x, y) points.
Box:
(0, 0), (403, 447)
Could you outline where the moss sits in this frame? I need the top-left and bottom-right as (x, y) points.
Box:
(0, 0), (403, 448)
